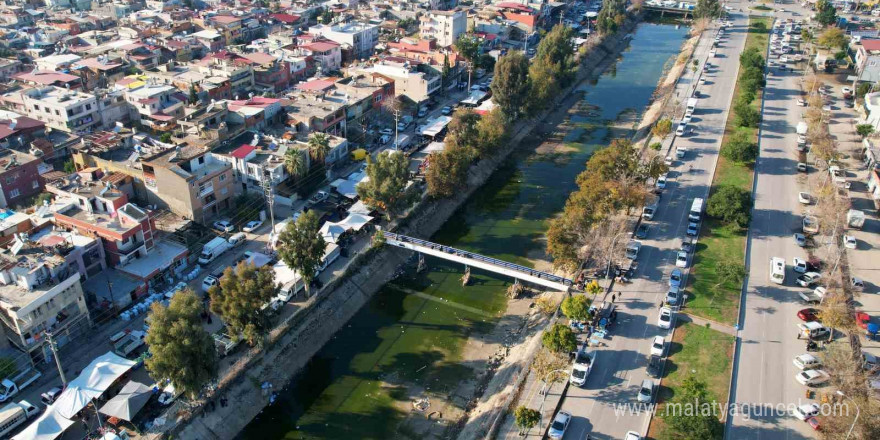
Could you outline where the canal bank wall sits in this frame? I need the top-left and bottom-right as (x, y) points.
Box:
(170, 12), (646, 440)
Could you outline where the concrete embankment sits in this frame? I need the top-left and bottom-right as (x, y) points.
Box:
(169, 11), (647, 440)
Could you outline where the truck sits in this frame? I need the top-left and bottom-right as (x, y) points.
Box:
(273, 261), (306, 302)
(847, 209), (866, 229)
(797, 121), (808, 136)
(112, 331), (146, 358)
(688, 198), (704, 222)
(799, 288), (825, 304)
(0, 369), (42, 403)
(198, 236), (232, 265)
(213, 332), (240, 357)
(318, 242), (341, 272)
(0, 400), (39, 438)
(625, 240), (642, 260)
(568, 346), (596, 387)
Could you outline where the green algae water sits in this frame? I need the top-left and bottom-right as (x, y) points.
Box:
(239, 23), (687, 440)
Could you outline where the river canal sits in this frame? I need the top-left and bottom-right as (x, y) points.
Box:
(239, 22), (688, 440)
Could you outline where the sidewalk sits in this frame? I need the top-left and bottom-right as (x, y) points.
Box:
(498, 371), (568, 439)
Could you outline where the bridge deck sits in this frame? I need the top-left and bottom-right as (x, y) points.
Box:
(383, 232), (574, 292)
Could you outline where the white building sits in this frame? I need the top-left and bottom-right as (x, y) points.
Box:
(308, 22), (379, 59)
(34, 54), (82, 72)
(10, 86), (100, 133)
(123, 82), (185, 129)
(359, 58), (442, 103)
(420, 10), (467, 47)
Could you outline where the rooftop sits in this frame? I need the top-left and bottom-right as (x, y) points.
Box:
(25, 86), (95, 107)
(118, 240), (187, 279)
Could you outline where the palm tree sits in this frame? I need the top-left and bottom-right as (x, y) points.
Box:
(284, 149), (306, 180)
(308, 132), (331, 163)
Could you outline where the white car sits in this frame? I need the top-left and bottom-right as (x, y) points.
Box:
(658, 307), (673, 329)
(242, 220), (263, 232)
(664, 156), (673, 166)
(796, 272), (821, 287)
(676, 123), (687, 136)
(796, 98), (806, 106)
(378, 128), (393, 136)
(780, 56), (789, 63)
(843, 235), (857, 249)
(202, 274), (220, 292)
(676, 147), (687, 159)
(625, 432), (642, 440)
(651, 335), (666, 356)
(547, 411), (572, 439)
(675, 251), (689, 268)
(793, 353), (821, 370)
(637, 379), (655, 403)
(308, 190), (329, 205)
(213, 220), (234, 233)
(792, 257), (807, 274)
(798, 192), (811, 204)
(796, 369), (830, 386)
(686, 222), (699, 237)
(794, 403), (821, 421)
(657, 174), (668, 189)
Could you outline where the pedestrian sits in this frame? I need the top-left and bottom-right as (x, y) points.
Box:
(659, 301), (664, 309)
(797, 331), (802, 340)
(611, 293), (616, 303)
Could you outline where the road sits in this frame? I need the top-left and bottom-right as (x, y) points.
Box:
(727, 4), (819, 440)
(559, 6), (748, 439)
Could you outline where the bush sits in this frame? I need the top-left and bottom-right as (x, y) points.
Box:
(650, 142), (662, 151)
(707, 185), (753, 227)
(734, 98), (761, 128)
(541, 323), (577, 353)
(856, 124), (875, 138)
(721, 129), (758, 163)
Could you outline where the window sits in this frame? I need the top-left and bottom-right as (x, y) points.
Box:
(55, 109), (60, 115)
(5, 175), (15, 184)
(221, 187), (228, 195)
(34, 105), (40, 111)
(32, 180), (39, 189)
(9, 189), (19, 198)
(219, 173), (226, 181)
(45, 107), (51, 113)
(67, 109), (73, 116)
(198, 156), (205, 164)
(85, 103), (92, 110)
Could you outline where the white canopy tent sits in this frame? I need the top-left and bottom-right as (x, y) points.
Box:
(331, 171), (368, 200)
(12, 405), (75, 440)
(418, 116), (452, 137)
(54, 352), (136, 419)
(319, 223), (347, 243)
(336, 213), (373, 232)
(348, 200), (373, 216)
(98, 381), (153, 422)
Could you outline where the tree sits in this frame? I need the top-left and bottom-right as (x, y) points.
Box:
(721, 129), (758, 163)
(188, 83), (199, 104)
(455, 34), (481, 64)
(541, 323), (577, 353)
(209, 264), (278, 346)
(533, 25), (575, 86)
(63, 160), (76, 173)
(561, 294), (591, 322)
(284, 148), (307, 180)
(662, 376), (724, 440)
(818, 27), (848, 49)
(547, 217), (580, 271)
(820, 292), (854, 341)
(0, 357), (18, 381)
(425, 144), (471, 198)
(356, 151), (410, 218)
(707, 185), (752, 227)
(308, 132), (331, 163)
(652, 118), (673, 139)
(514, 406), (541, 435)
(815, 0), (838, 27)
(857, 82), (873, 100)
(733, 97), (761, 128)
(739, 47), (766, 71)
(693, 0), (721, 19)
(145, 290), (217, 399)
(857, 124), (875, 138)
(277, 210), (327, 296)
(491, 51), (531, 119)
(597, 0), (626, 35)
(717, 259), (746, 289)
(474, 108), (508, 157)
(159, 132), (172, 143)
(446, 108), (481, 150)
(530, 348), (570, 386)
(526, 59), (562, 115)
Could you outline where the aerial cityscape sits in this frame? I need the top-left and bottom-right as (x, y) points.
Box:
(0, 0), (876, 439)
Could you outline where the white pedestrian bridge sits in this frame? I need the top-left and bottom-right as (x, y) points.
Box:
(382, 232), (575, 292)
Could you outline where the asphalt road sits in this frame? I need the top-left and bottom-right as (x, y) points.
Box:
(728, 5), (831, 440)
(558, 7), (748, 439)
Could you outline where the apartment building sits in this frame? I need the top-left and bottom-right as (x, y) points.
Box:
(0, 58), (23, 81)
(2, 86), (101, 133)
(357, 57), (441, 103)
(308, 22), (379, 59)
(0, 149), (47, 209)
(123, 81), (186, 131)
(419, 10), (466, 47)
(197, 51), (255, 98)
(0, 253), (90, 359)
(288, 81), (348, 137)
(298, 40), (342, 73)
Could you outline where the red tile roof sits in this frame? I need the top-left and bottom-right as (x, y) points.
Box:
(862, 39), (880, 52)
(302, 41), (340, 52)
(210, 15), (242, 25)
(230, 144), (255, 159)
(13, 70), (80, 85)
(296, 79), (335, 92)
(270, 13), (301, 24)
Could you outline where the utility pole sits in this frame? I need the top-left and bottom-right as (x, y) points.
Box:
(467, 61), (474, 90)
(45, 331), (68, 386)
(261, 166), (276, 243)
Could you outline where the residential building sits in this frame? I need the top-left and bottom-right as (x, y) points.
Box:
(0, 59), (23, 81)
(419, 10), (466, 47)
(197, 51), (255, 98)
(193, 29), (226, 53)
(298, 40), (342, 73)
(241, 52), (292, 93)
(0, 149), (46, 209)
(226, 96), (284, 130)
(123, 80), (186, 131)
(2, 86), (101, 133)
(856, 39), (880, 83)
(493, 2), (540, 32)
(308, 22), (379, 59)
(34, 54), (82, 72)
(13, 70), (83, 89)
(356, 57), (441, 103)
(287, 81), (348, 136)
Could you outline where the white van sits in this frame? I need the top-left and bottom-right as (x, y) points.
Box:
(770, 257), (785, 284)
(228, 232), (246, 247)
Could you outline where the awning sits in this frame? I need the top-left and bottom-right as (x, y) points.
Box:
(99, 381), (153, 422)
(12, 405), (75, 440)
(418, 116), (452, 137)
(54, 352), (137, 419)
(349, 200), (372, 216)
(320, 223), (347, 243)
(336, 213), (373, 231)
(423, 141), (445, 154)
(331, 171), (368, 199)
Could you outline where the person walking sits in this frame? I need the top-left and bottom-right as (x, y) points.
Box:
(611, 293), (616, 303)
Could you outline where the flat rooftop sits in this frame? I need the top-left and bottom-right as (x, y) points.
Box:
(118, 240), (187, 280)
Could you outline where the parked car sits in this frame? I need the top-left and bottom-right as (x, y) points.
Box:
(625, 431), (642, 440)
(441, 106), (453, 115)
(657, 174), (668, 189)
(796, 369), (830, 387)
(676, 123), (687, 136)
(680, 240), (693, 254)
(796, 98), (806, 106)
(636, 224), (649, 239)
(547, 411), (572, 439)
(669, 269), (682, 288)
(796, 272), (821, 287)
(686, 222), (699, 236)
(651, 335), (666, 356)
(794, 233), (807, 247)
(202, 274), (220, 292)
(798, 192), (811, 204)
(797, 308), (820, 322)
(793, 257), (808, 274)
(658, 307), (673, 329)
(308, 190), (329, 206)
(675, 251), (689, 268)
(851, 276), (865, 291)
(242, 220), (263, 233)
(843, 235), (857, 249)
(637, 379), (655, 403)
(213, 220), (234, 233)
(794, 403), (821, 421)
(666, 287), (680, 306)
(793, 353), (822, 370)
(40, 387), (63, 405)
(379, 128), (393, 136)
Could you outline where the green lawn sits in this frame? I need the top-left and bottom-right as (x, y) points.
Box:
(687, 17), (769, 325)
(648, 323), (735, 440)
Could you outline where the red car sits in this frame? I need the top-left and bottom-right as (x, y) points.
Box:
(856, 311), (871, 330)
(806, 416), (821, 430)
(798, 308), (820, 322)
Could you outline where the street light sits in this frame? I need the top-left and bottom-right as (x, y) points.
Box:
(836, 390), (860, 440)
(536, 368), (570, 435)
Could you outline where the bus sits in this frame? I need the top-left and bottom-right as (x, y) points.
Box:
(689, 198), (704, 222)
(770, 257), (786, 285)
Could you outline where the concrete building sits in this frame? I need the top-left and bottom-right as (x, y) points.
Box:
(855, 39), (880, 83)
(123, 81), (186, 131)
(0, 149), (47, 209)
(298, 40), (342, 73)
(419, 10), (466, 47)
(196, 51), (255, 99)
(2, 86), (101, 133)
(357, 57), (441, 103)
(308, 22), (379, 59)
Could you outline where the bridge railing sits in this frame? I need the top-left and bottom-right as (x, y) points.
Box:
(383, 232), (574, 287)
